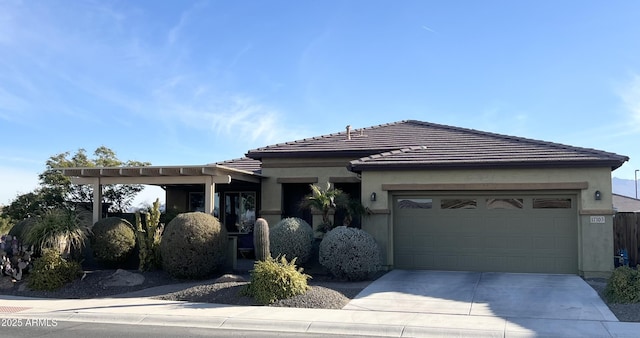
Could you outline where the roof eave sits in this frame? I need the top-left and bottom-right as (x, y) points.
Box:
(247, 149), (390, 160)
(349, 159), (628, 173)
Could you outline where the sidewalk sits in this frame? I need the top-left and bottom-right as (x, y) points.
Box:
(2, 294), (640, 337)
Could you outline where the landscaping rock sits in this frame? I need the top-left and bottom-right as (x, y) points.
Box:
(100, 269), (145, 287)
(215, 274), (247, 283)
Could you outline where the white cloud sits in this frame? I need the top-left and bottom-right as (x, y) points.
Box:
(167, 1), (208, 46)
(422, 25), (436, 33)
(160, 93), (303, 147)
(620, 74), (640, 125)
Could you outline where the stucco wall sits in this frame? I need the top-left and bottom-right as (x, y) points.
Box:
(259, 160), (615, 276)
(361, 167), (615, 277)
(260, 160), (357, 229)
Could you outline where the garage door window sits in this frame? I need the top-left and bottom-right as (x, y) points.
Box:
(533, 198), (572, 209)
(486, 198), (523, 209)
(441, 199), (477, 209)
(397, 198), (432, 209)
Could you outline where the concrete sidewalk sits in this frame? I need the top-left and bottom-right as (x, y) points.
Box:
(1, 294), (640, 337)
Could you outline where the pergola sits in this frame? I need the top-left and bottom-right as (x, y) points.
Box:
(60, 164), (262, 223)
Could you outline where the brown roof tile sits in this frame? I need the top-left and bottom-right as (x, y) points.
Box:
(213, 157), (262, 174)
(246, 120), (628, 171)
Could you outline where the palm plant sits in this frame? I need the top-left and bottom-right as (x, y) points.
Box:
(300, 183), (366, 232)
(300, 183), (344, 232)
(340, 196), (367, 227)
(25, 208), (90, 259)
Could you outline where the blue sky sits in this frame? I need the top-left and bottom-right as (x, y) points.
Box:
(1, 0), (640, 207)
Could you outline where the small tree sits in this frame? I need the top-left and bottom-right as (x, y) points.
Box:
(5, 146), (151, 221)
(40, 146), (151, 213)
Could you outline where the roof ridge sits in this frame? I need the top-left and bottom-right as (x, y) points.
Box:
(213, 156), (253, 164)
(247, 120), (409, 152)
(405, 120), (627, 160)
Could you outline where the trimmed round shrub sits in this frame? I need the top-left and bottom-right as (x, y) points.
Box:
(243, 255), (310, 304)
(160, 212), (228, 279)
(91, 217), (136, 265)
(319, 226), (381, 281)
(270, 217), (314, 264)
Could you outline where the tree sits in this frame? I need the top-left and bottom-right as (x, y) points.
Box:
(5, 146), (150, 221)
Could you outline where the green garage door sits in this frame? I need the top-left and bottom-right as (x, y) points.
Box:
(393, 194), (578, 273)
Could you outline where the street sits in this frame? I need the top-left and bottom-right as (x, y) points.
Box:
(0, 320), (379, 338)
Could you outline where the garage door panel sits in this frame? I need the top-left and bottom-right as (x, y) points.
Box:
(394, 193), (578, 274)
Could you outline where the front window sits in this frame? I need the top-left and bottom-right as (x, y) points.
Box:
(486, 198), (524, 209)
(224, 192), (256, 233)
(441, 199), (477, 209)
(533, 198), (572, 209)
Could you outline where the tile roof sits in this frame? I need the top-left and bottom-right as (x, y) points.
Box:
(213, 157), (262, 175)
(246, 120), (628, 171)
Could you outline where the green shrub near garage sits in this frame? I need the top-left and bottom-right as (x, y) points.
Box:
(319, 226), (381, 281)
(605, 266), (640, 303)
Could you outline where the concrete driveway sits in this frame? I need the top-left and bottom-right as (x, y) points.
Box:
(344, 270), (617, 322)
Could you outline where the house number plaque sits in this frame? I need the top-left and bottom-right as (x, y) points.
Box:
(590, 216), (606, 224)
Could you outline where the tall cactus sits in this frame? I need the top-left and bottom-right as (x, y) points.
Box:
(136, 198), (163, 271)
(253, 218), (270, 261)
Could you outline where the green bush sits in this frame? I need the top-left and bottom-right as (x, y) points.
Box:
(0, 216), (14, 235)
(91, 217), (136, 265)
(270, 217), (314, 265)
(319, 226), (381, 281)
(27, 249), (82, 291)
(8, 217), (38, 240)
(159, 212), (227, 279)
(243, 255), (310, 304)
(25, 209), (89, 258)
(605, 266), (640, 303)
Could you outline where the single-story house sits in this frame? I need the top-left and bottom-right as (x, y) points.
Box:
(613, 193), (640, 213)
(62, 120), (628, 277)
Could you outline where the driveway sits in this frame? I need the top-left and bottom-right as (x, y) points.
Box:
(344, 270), (617, 322)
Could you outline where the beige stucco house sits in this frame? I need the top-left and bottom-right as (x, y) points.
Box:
(62, 120), (628, 277)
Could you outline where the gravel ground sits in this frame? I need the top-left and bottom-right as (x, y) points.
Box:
(584, 278), (640, 322)
(153, 276), (369, 309)
(0, 269), (374, 310)
(0, 269), (184, 299)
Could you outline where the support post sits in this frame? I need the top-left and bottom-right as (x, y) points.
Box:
(92, 178), (103, 224)
(204, 176), (216, 215)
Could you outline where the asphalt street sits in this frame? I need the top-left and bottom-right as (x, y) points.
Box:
(0, 320), (378, 338)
